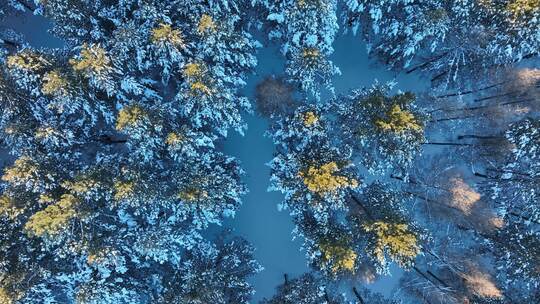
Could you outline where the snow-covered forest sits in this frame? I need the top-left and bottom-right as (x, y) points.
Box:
(0, 0), (538, 303)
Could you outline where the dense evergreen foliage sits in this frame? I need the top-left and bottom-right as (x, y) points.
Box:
(0, 0), (261, 302)
(0, 0), (538, 303)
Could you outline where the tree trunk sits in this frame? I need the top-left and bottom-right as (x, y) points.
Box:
(406, 52), (449, 74)
(349, 194), (375, 221)
(97, 135), (127, 144)
(486, 168), (532, 178)
(436, 81), (505, 98)
(454, 98), (532, 111)
(430, 71), (447, 83)
(457, 135), (503, 140)
(422, 142), (472, 146)
(429, 115), (476, 123)
(404, 191), (463, 213)
(16, 0), (35, 11)
(412, 266), (446, 292)
(426, 270), (450, 288)
(391, 175), (451, 192)
(473, 91), (517, 102)
(352, 287), (365, 304)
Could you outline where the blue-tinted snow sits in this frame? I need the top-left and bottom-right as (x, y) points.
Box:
(0, 10), (63, 48)
(223, 33), (426, 301)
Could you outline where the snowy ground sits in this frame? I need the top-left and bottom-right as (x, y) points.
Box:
(222, 33), (427, 301)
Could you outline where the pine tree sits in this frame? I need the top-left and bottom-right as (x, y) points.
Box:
(334, 83), (426, 175)
(491, 118), (540, 224)
(348, 183), (422, 274)
(257, 0), (340, 99)
(345, 0), (539, 89)
(481, 118), (540, 300)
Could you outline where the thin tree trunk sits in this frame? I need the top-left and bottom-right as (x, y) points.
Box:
(474, 91), (518, 102)
(457, 135), (503, 140)
(390, 174), (451, 192)
(423, 249), (460, 275)
(352, 287), (365, 304)
(473, 172), (504, 180)
(429, 115), (476, 123)
(404, 191), (462, 213)
(350, 194), (375, 221)
(412, 266), (447, 292)
(455, 98), (532, 111)
(406, 52), (449, 74)
(486, 168), (532, 178)
(426, 270), (450, 288)
(429, 98), (529, 114)
(389, 174), (405, 181)
(1, 39), (20, 48)
(436, 81), (505, 98)
(430, 71), (447, 83)
(16, 0), (35, 11)
(422, 142), (472, 146)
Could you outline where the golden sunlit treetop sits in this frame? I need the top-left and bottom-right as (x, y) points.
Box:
(1, 156), (39, 185)
(0, 288), (12, 304)
(25, 194), (78, 237)
(38, 194), (54, 204)
(151, 23), (185, 48)
(183, 62), (213, 95)
(506, 0), (539, 19)
(301, 47), (321, 67)
(319, 241), (357, 274)
(300, 162), (358, 194)
(70, 44), (111, 75)
(62, 175), (102, 196)
(363, 221), (420, 269)
(184, 63), (203, 79)
(302, 47), (320, 58)
(302, 111), (319, 127)
(0, 195), (22, 220)
(41, 70), (69, 96)
(165, 132), (185, 146)
(374, 104), (423, 134)
(7, 51), (49, 71)
(198, 14), (216, 34)
(190, 81), (213, 95)
(113, 181), (135, 202)
(34, 126), (59, 140)
(116, 104), (148, 131)
(178, 187), (209, 203)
